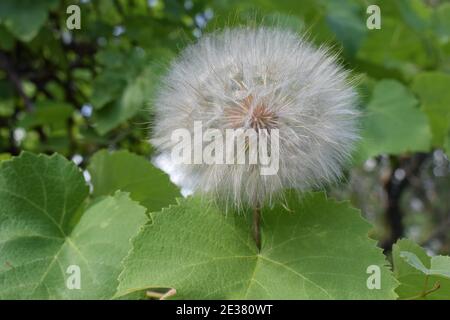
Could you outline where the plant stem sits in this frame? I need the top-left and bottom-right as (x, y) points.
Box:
(146, 288), (177, 300)
(0, 51), (34, 112)
(253, 205), (261, 251)
(402, 280), (441, 300)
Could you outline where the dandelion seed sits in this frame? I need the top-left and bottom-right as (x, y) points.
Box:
(151, 27), (359, 211)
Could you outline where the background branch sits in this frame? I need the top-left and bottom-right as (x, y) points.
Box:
(0, 51), (34, 112)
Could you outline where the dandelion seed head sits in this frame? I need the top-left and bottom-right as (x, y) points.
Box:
(151, 27), (359, 209)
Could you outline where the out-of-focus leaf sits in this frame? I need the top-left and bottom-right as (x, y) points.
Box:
(91, 46), (170, 135)
(396, 0), (431, 33)
(0, 0), (58, 42)
(88, 150), (180, 212)
(356, 18), (429, 80)
(95, 0), (122, 25)
(356, 79), (431, 161)
(90, 72), (126, 111)
(95, 48), (126, 69)
(433, 2), (450, 41)
(412, 72), (450, 147)
(93, 63), (158, 135)
(17, 101), (73, 129)
(325, 0), (367, 58)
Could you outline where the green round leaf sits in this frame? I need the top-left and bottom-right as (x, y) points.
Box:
(116, 192), (397, 299)
(0, 152), (148, 299)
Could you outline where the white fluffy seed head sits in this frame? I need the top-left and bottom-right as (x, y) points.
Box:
(151, 27), (359, 209)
